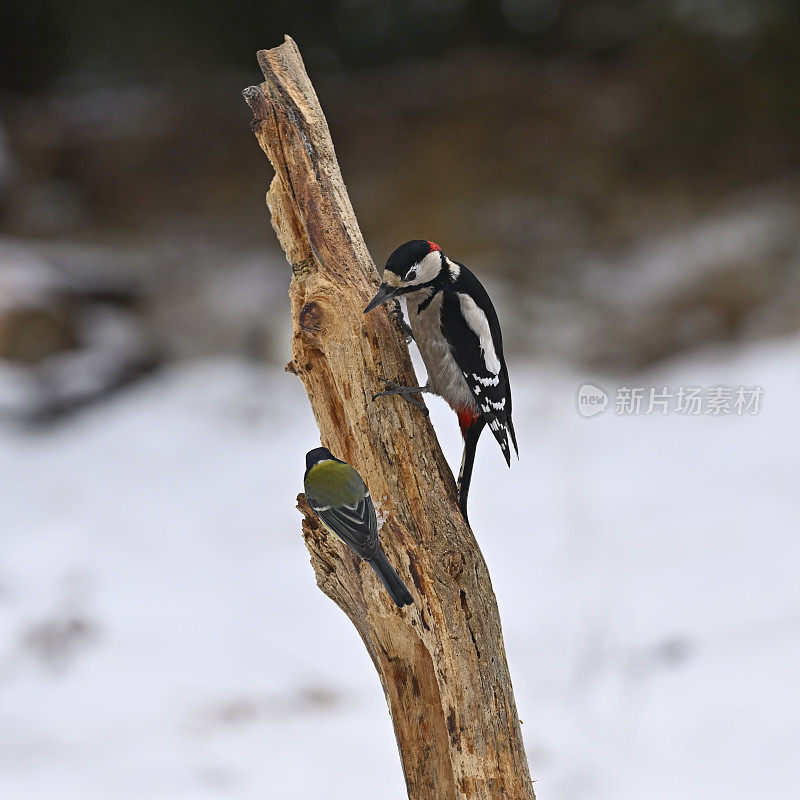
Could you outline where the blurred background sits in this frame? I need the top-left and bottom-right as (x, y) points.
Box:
(1, 1), (798, 798)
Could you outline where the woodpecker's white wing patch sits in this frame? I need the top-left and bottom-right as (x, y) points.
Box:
(457, 293), (501, 374)
(438, 275), (517, 466)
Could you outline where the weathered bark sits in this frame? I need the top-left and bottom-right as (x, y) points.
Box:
(243, 36), (535, 800)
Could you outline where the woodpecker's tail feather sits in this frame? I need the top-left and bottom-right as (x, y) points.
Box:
(508, 416), (519, 458)
(369, 549), (413, 608)
(457, 417), (487, 527)
(499, 427), (512, 467)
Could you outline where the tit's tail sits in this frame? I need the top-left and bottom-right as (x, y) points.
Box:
(369, 549), (413, 608)
(457, 417), (487, 527)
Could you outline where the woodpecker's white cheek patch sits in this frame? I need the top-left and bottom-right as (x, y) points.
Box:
(457, 293), (501, 374)
(405, 251), (442, 286)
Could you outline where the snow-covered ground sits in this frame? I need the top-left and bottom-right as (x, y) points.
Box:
(1, 336), (798, 799)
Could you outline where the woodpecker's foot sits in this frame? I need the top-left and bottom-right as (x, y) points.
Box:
(390, 299), (414, 343)
(373, 378), (430, 416)
(400, 319), (415, 343)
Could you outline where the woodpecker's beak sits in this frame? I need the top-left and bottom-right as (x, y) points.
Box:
(364, 283), (397, 313)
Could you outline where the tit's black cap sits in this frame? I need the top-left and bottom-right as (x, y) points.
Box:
(305, 446), (334, 471)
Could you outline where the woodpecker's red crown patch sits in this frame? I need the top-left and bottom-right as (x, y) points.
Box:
(427, 241), (441, 252)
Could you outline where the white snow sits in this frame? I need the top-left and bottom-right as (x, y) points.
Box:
(1, 336), (798, 799)
(582, 197), (797, 308)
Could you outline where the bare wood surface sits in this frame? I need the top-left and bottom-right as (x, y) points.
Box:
(243, 36), (535, 800)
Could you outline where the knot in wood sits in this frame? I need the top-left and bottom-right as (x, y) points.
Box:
(299, 301), (324, 333)
(443, 550), (465, 580)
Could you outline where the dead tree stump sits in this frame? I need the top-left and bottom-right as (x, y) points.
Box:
(243, 35), (535, 800)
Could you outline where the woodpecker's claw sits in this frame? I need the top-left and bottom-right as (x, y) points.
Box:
(390, 300), (414, 343)
(373, 378), (430, 416)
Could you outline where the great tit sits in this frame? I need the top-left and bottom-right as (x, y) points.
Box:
(303, 447), (413, 608)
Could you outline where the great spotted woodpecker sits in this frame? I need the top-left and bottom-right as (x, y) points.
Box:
(364, 240), (517, 525)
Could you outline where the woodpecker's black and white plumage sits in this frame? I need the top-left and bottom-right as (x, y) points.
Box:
(364, 240), (518, 524)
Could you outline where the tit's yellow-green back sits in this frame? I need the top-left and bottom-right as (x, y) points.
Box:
(304, 459), (366, 509)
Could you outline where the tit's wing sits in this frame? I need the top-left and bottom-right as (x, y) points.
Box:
(441, 281), (515, 464)
(312, 494), (380, 561)
(304, 459), (380, 558)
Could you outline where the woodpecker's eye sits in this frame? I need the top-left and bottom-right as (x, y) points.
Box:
(407, 269), (417, 282)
